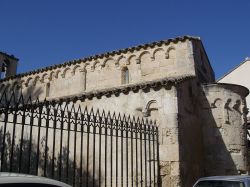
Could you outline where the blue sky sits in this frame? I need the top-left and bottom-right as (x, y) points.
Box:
(1, 0), (250, 79)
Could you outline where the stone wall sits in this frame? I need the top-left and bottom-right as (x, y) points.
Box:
(76, 83), (181, 186)
(201, 83), (249, 175)
(0, 38), (197, 101)
(0, 36), (248, 186)
(177, 79), (205, 187)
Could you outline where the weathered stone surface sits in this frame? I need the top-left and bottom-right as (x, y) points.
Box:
(0, 36), (249, 187)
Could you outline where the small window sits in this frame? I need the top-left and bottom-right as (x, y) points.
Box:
(46, 83), (50, 97)
(121, 67), (129, 84)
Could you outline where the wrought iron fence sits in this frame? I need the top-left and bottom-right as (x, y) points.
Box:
(0, 92), (160, 187)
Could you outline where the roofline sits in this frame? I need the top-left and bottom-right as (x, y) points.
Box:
(0, 35), (200, 83)
(197, 39), (215, 78)
(0, 51), (19, 61)
(217, 58), (250, 82)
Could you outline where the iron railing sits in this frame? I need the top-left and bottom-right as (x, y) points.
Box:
(0, 92), (160, 187)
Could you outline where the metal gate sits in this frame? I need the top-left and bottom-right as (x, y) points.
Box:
(0, 92), (160, 187)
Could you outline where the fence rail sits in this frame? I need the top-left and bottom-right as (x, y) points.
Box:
(0, 93), (160, 187)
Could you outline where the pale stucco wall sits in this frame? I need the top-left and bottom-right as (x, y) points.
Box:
(218, 59), (250, 117)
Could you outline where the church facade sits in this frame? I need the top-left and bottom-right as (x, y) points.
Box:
(0, 36), (249, 187)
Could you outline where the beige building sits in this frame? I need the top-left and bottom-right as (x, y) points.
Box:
(0, 36), (249, 187)
(218, 58), (250, 123)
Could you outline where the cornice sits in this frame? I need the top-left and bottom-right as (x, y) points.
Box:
(0, 51), (19, 61)
(0, 36), (200, 83)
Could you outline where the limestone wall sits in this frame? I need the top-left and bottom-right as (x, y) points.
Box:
(177, 80), (205, 187)
(76, 85), (181, 186)
(0, 40), (196, 100)
(201, 83), (249, 175)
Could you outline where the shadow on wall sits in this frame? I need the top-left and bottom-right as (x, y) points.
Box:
(177, 82), (238, 187)
(0, 129), (99, 187)
(200, 94), (238, 176)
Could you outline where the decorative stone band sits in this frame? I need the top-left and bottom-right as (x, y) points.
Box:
(0, 36), (200, 83)
(46, 75), (195, 104)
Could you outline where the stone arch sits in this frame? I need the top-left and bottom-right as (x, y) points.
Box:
(127, 55), (137, 65)
(49, 71), (56, 81)
(91, 60), (100, 71)
(19, 80), (25, 89)
(33, 76), (41, 86)
(138, 51), (151, 63)
(41, 73), (49, 83)
(55, 70), (61, 78)
(25, 77), (33, 87)
(116, 55), (126, 67)
(165, 46), (176, 59)
(152, 48), (164, 60)
(102, 57), (115, 68)
(211, 98), (222, 108)
(72, 65), (81, 75)
(62, 67), (71, 78)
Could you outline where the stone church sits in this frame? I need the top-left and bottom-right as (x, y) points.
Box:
(0, 36), (249, 187)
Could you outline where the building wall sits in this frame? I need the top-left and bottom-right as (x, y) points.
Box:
(0, 37), (249, 186)
(77, 85), (181, 186)
(0, 53), (18, 78)
(177, 79), (205, 187)
(201, 83), (249, 175)
(0, 40), (197, 101)
(218, 59), (250, 117)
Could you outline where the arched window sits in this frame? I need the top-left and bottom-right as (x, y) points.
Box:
(121, 67), (129, 84)
(46, 83), (50, 97)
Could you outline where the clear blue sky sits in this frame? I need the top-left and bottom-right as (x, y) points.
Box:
(1, 0), (250, 79)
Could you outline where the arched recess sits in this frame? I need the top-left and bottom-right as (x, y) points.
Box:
(49, 71), (56, 81)
(138, 51), (151, 63)
(33, 76), (41, 86)
(55, 70), (61, 78)
(91, 60), (100, 71)
(102, 58), (115, 69)
(116, 55), (126, 67)
(72, 65), (81, 75)
(62, 67), (71, 78)
(121, 66), (129, 85)
(127, 55), (137, 65)
(165, 46), (176, 59)
(41, 73), (49, 83)
(25, 77), (33, 87)
(152, 48), (164, 60)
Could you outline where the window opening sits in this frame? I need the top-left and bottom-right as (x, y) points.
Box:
(121, 67), (129, 84)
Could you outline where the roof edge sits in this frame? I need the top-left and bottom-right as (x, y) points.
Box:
(0, 51), (19, 61)
(217, 58), (250, 82)
(0, 35), (200, 83)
